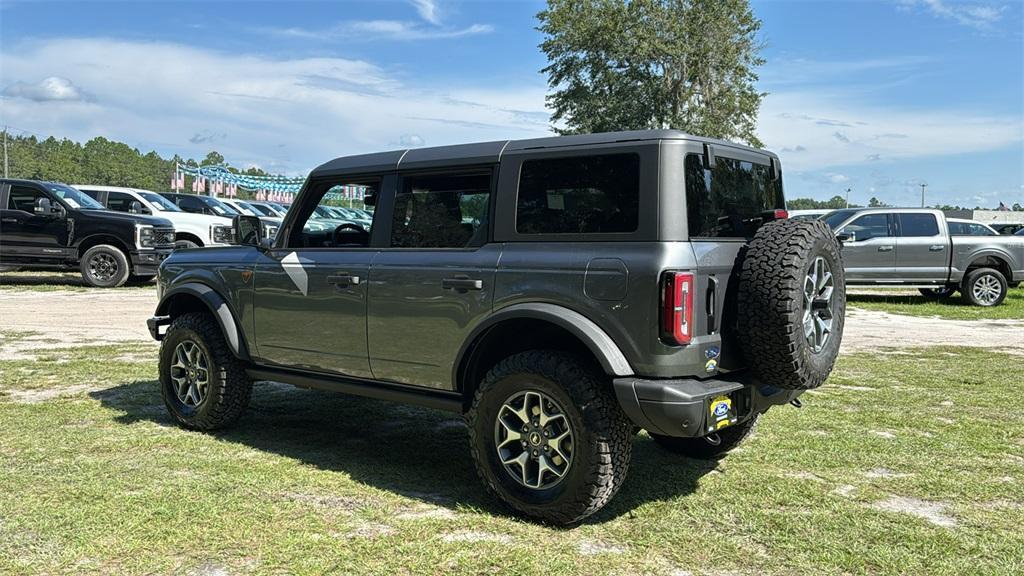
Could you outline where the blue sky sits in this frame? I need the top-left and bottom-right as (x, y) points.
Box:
(1, 0), (1021, 207)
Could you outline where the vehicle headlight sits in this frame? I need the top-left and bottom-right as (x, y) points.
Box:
(136, 225), (157, 248)
(211, 224), (234, 245)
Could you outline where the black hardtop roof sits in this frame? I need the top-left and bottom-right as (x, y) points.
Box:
(310, 129), (776, 177)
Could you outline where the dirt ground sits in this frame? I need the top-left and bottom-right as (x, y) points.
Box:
(1, 286), (1022, 360)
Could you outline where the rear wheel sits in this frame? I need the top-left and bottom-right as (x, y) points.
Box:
(467, 351), (632, 525)
(159, 312), (252, 430)
(80, 244), (130, 288)
(961, 268), (1006, 307)
(651, 416), (759, 459)
(919, 286), (956, 299)
(174, 238), (200, 250)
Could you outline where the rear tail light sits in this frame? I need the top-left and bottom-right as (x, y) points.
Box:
(662, 272), (694, 345)
(773, 209), (789, 220)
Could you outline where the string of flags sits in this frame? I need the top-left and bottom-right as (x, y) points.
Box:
(170, 163), (368, 203)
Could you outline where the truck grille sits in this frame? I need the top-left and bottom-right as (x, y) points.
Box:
(153, 227), (176, 246)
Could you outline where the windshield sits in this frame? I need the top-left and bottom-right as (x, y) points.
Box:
(233, 201), (263, 216)
(201, 197), (239, 216)
(139, 192), (181, 212)
(45, 183), (105, 210)
(821, 209), (861, 230)
(248, 203), (276, 217)
(313, 206), (337, 219)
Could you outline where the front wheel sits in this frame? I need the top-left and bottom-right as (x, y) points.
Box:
(80, 244), (130, 288)
(961, 268), (1007, 307)
(467, 351), (632, 525)
(919, 286), (956, 299)
(159, 312), (252, 430)
(650, 416), (759, 459)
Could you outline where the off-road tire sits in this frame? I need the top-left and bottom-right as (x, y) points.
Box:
(650, 416), (759, 459)
(738, 219), (846, 390)
(919, 286), (956, 299)
(961, 267), (1007, 307)
(467, 351), (632, 525)
(80, 244), (130, 288)
(174, 238), (200, 250)
(159, 312), (252, 430)
(0, 266), (20, 273)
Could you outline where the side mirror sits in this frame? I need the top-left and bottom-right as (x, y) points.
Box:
(233, 215), (263, 247)
(34, 197), (52, 215)
(836, 231), (855, 243)
(129, 200), (147, 214)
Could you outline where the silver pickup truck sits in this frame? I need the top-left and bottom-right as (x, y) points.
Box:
(822, 208), (1024, 306)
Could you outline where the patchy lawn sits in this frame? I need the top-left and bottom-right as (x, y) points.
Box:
(848, 286), (1024, 321)
(1, 338), (1021, 575)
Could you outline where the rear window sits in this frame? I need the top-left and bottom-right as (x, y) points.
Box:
(685, 154), (784, 238)
(516, 153), (639, 235)
(898, 213), (939, 237)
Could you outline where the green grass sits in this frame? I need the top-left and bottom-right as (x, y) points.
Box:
(0, 271), (154, 292)
(848, 286), (1024, 321)
(1, 339), (1022, 575)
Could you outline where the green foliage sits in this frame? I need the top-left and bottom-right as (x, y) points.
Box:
(2, 131), (275, 193)
(788, 196), (859, 210)
(538, 0), (766, 145)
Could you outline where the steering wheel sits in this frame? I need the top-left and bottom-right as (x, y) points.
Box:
(332, 223), (369, 246)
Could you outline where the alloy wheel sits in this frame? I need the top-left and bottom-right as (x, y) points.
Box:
(88, 252), (119, 282)
(802, 256), (835, 353)
(170, 340), (210, 407)
(972, 274), (1002, 305)
(494, 390), (574, 490)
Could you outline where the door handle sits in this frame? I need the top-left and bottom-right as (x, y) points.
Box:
(877, 245), (894, 252)
(442, 277), (483, 291)
(929, 245), (945, 251)
(327, 274), (361, 286)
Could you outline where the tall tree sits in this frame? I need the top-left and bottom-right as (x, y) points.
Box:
(538, 0), (766, 145)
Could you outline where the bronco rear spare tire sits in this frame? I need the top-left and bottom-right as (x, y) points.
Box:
(738, 219), (845, 390)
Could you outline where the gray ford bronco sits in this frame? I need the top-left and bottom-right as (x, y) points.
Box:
(148, 130), (846, 524)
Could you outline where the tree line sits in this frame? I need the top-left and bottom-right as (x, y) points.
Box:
(2, 133), (270, 193)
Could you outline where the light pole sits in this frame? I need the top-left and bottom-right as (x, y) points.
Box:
(920, 183), (927, 208)
(845, 188), (851, 208)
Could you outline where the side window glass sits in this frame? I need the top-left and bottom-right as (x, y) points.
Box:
(107, 192), (134, 212)
(392, 172), (490, 248)
(947, 222), (966, 235)
(898, 213), (939, 237)
(845, 214), (890, 241)
(969, 224), (994, 236)
(516, 154), (639, 234)
(685, 154), (784, 238)
(286, 180), (378, 248)
(8, 186), (46, 212)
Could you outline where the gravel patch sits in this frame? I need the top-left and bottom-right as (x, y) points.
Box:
(869, 495), (958, 528)
(841, 308), (1024, 356)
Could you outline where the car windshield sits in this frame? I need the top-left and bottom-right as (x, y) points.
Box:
(248, 203), (276, 217)
(821, 209), (862, 230)
(313, 206), (337, 219)
(201, 197), (239, 216)
(45, 183), (105, 210)
(139, 192), (182, 212)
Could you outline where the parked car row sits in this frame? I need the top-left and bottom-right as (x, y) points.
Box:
(0, 179), (372, 287)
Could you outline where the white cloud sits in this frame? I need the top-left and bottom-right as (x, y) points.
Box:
(271, 20), (493, 42)
(410, 0), (442, 25)
(3, 76), (84, 101)
(899, 0), (1005, 29)
(759, 91), (1023, 172)
(0, 38), (549, 174)
(827, 173), (850, 183)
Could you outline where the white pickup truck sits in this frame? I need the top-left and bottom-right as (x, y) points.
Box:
(822, 208), (1024, 306)
(76, 185), (234, 249)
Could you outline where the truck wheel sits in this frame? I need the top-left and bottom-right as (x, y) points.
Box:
(467, 351), (632, 525)
(80, 244), (130, 288)
(159, 312), (252, 430)
(919, 286), (956, 299)
(738, 219), (846, 390)
(961, 268), (1006, 307)
(175, 239), (200, 250)
(650, 415), (759, 459)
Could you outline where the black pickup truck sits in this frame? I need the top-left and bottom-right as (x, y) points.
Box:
(0, 179), (176, 287)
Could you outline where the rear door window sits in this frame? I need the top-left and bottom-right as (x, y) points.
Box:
(897, 213), (940, 237)
(392, 172), (491, 248)
(685, 154), (784, 238)
(516, 153), (639, 235)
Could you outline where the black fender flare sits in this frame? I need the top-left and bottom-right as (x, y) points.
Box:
(155, 282), (249, 360)
(454, 302), (634, 383)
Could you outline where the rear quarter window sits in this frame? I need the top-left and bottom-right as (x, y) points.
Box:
(685, 154), (784, 238)
(515, 153), (639, 235)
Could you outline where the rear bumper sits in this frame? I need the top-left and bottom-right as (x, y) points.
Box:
(613, 372), (801, 438)
(130, 248), (173, 275)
